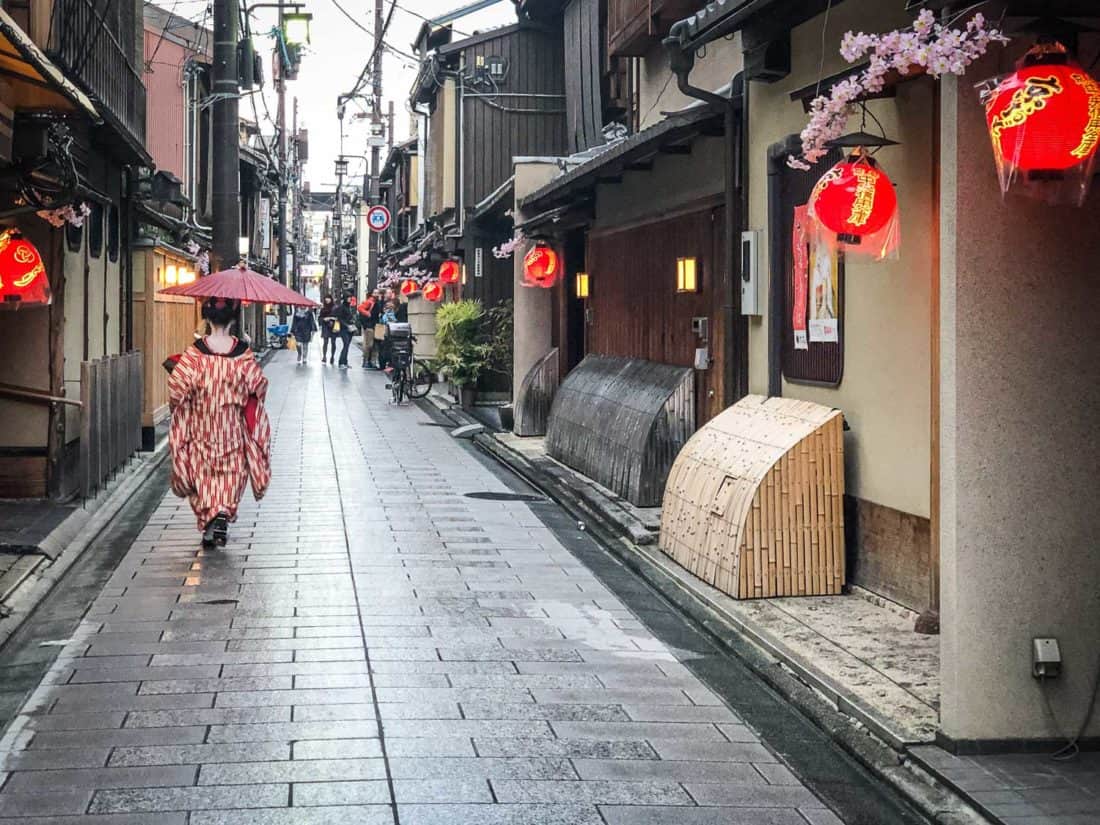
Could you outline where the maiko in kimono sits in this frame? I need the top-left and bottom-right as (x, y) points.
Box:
(167, 297), (271, 547)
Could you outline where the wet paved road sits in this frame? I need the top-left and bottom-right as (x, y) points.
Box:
(0, 353), (913, 824)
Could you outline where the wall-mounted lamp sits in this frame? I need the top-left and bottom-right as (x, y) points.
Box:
(178, 267), (196, 285)
(575, 272), (590, 299)
(165, 264), (178, 285)
(461, 264), (467, 285)
(676, 257), (698, 293)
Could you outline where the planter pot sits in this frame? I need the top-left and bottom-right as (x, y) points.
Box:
(499, 405), (515, 431)
(460, 387), (476, 411)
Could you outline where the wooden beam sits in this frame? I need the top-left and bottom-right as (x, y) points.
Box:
(660, 143), (692, 155)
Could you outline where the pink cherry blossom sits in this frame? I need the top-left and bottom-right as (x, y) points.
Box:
(789, 12), (1008, 169)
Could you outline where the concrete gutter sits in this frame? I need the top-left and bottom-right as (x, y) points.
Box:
(0, 443), (169, 652)
(433, 414), (992, 825)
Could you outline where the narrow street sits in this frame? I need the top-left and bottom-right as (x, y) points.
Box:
(0, 354), (922, 824)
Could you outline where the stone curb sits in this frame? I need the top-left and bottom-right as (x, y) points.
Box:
(0, 443), (169, 653)
(453, 423), (993, 825)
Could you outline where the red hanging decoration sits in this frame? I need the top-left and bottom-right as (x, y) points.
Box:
(522, 243), (559, 289)
(985, 59), (1100, 173)
(0, 229), (50, 307)
(438, 260), (461, 284)
(423, 281), (443, 302)
(808, 154), (897, 242)
(400, 278), (418, 296)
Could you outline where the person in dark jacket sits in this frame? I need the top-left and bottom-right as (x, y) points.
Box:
(319, 296), (337, 365)
(290, 307), (317, 365)
(335, 295), (358, 369)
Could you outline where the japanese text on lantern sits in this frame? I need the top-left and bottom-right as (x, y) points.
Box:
(1070, 72), (1100, 159)
(988, 75), (1063, 143)
(847, 167), (878, 227)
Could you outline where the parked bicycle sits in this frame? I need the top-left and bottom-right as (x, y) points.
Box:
(385, 322), (434, 404)
(267, 323), (290, 350)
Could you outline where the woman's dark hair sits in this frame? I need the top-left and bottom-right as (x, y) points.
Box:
(201, 297), (239, 327)
(322, 295), (333, 304)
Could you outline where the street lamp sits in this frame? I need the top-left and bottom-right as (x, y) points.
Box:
(282, 11), (312, 45)
(334, 158), (349, 177)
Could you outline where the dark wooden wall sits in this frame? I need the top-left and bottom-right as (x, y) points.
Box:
(563, 0), (603, 153)
(586, 201), (727, 424)
(460, 27), (567, 210)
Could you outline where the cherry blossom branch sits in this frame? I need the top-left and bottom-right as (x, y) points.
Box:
(790, 10), (1008, 169)
(492, 230), (526, 259)
(36, 202), (91, 228)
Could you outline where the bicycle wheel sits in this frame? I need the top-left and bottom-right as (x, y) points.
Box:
(407, 360), (435, 399)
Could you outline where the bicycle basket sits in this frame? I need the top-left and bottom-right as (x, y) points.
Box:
(385, 322), (412, 340)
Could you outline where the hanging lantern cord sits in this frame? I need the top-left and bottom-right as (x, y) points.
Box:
(859, 103), (890, 156)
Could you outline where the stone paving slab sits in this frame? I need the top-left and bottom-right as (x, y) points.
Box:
(0, 354), (849, 823)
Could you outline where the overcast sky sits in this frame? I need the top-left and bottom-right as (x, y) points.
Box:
(239, 0), (516, 190)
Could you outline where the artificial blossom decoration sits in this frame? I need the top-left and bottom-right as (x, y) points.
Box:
(492, 230), (526, 259)
(789, 10), (1008, 169)
(398, 250), (423, 267)
(185, 240), (211, 275)
(36, 202), (91, 229)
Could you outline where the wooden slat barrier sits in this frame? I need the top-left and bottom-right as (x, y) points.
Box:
(545, 354), (694, 507)
(660, 395), (846, 600)
(79, 351), (144, 499)
(513, 347), (559, 437)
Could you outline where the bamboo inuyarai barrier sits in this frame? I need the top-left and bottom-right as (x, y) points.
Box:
(659, 395), (845, 600)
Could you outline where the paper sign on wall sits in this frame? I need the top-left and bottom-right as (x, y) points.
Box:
(808, 230), (839, 344)
(791, 205), (810, 350)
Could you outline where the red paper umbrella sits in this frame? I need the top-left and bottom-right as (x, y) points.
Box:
(523, 244), (559, 288)
(159, 262), (317, 307)
(809, 156), (897, 240)
(423, 281), (443, 302)
(986, 61), (1100, 172)
(438, 260), (461, 284)
(400, 278), (418, 296)
(0, 229), (50, 307)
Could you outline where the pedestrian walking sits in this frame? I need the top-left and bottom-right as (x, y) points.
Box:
(290, 306), (318, 365)
(335, 294), (358, 369)
(367, 289), (384, 368)
(319, 295), (337, 364)
(168, 297), (271, 548)
(357, 293), (376, 368)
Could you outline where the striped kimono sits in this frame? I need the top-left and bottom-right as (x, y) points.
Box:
(168, 338), (271, 531)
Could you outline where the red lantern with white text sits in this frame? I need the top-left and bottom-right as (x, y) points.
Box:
(438, 260), (460, 284)
(423, 281), (443, 302)
(0, 229), (50, 307)
(522, 244), (559, 289)
(400, 278), (418, 296)
(809, 154), (897, 243)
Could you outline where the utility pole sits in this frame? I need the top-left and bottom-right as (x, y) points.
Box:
(367, 0), (383, 291)
(334, 163), (345, 296)
(276, 0), (288, 295)
(211, 0), (240, 271)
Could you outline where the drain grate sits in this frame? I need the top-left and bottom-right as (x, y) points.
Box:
(464, 491), (546, 502)
(198, 599), (239, 605)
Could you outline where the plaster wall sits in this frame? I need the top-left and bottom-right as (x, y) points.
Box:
(511, 161), (559, 400)
(638, 35), (742, 130)
(593, 137), (724, 229)
(939, 49), (1100, 741)
(744, 2), (933, 521)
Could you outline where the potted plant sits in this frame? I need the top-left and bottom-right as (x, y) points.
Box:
(435, 299), (490, 410)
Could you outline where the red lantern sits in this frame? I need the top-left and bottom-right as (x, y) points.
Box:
(986, 61), (1100, 173)
(438, 260), (461, 284)
(423, 281), (443, 302)
(400, 278), (418, 296)
(0, 229), (50, 307)
(808, 155), (897, 241)
(522, 244), (559, 288)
